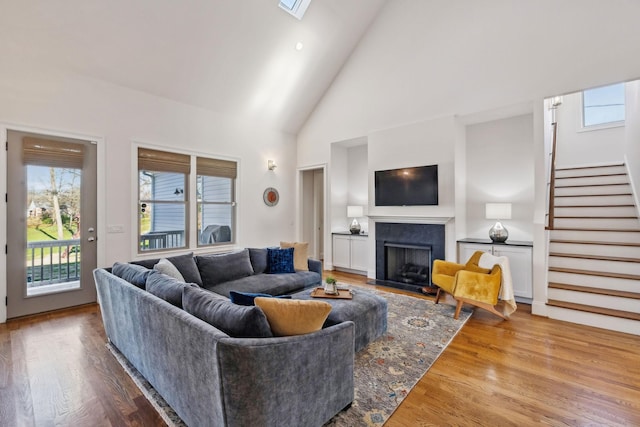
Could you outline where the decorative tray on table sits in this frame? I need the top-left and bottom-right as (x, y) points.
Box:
(310, 287), (353, 299)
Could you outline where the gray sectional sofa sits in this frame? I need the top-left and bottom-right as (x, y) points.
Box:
(94, 248), (355, 427)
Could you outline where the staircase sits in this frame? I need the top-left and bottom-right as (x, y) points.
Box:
(546, 163), (640, 335)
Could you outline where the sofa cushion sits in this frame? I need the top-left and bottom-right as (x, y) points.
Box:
(248, 248), (268, 274)
(229, 290), (292, 306)
(154, 258), (186, 281)
(146, 270), (196, 308)
(196, 249), (254, 286)
(205, 271), (320, 298)
(112, 262), (151, 289)
(254, 297), (332, 337)
(266, 247), (295, 274)
(167, 253), (203, 286)
(280, 241), (309, 271)
(183, 286), (273, 338)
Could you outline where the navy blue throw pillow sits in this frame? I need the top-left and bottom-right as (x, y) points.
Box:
(266, 247), (295, 274)
(229, 290), (292, 306)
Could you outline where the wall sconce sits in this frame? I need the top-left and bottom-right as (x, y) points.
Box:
(485, 203), (512, 242)
(174, 188), (184, 195)
(268, 160), (277, 171)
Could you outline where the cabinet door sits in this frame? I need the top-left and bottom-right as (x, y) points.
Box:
(458, 243), (491, 264)
(332, 235), (351, 268)
(492, 246), (533, 298)
(350, 236), (368, 271)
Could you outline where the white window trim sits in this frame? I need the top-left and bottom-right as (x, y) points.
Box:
(131, 141), (241, 260)
(278, 0), (312, 20)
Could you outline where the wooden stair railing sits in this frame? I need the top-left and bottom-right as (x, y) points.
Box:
(547, 121), (558, 230)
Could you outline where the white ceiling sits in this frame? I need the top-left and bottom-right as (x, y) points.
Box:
(0, 0), (386, 134)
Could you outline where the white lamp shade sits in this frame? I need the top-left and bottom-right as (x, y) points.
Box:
(485, 203), (512, 220)
(347, 205), (364, 218)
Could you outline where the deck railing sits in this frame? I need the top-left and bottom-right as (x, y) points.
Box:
(27, 239), (81, 288)
(139, 230), (185, 251)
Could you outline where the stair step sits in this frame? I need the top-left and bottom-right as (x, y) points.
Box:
(551, 217), (640, 230)
(554, 206), (638, 217)
(550, 228), (640, 243)
(549, 241), (640, 259)
(555, 163), (625, 176)
(555, 185), (631, 197)
(554, 194), (635, 206)
(548, 267), (640, 281)
(549, 256), (640, 276)
(548, 270), (640, 293)
(549, 252), (640, 263)
(555, 175), (629, 187)
(547, 299), (640, 321)
(548, 282), (640, 300)
(550, 239), (640, 247)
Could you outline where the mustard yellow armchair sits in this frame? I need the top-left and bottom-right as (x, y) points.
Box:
(431, 251), (506, 320)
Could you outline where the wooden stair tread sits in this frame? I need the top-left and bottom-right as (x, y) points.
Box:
(556, 204), (636, 208)
(549, 227), (640, 232)
(547, 299), (640, 321)
(555, 183), (629, 188)
(548, 282), (640, 299)
(555, 193), (632, 197)
(553, 215), (638, 219)
(556, 173), (627, 179)
(550, 239), (640, 247)
(549, 252), (640, 263)
(549, 267), (640, 281)
(556, 163), (624, 172)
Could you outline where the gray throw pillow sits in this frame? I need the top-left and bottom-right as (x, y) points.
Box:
(112, 262), (151, 289)
(183, 286), (273, 338)
(146, 270), (196, 308)
(248, 248), (268, 274)
(196, 249), (254, 287)
(154, 258), (186, 282)
(166, 253), (203, 286)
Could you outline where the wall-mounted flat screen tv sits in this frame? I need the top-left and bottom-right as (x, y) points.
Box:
(375, 164), (438, 206)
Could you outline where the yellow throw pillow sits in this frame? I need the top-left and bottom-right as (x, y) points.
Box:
(280, 241), (309, 271)
(254, 297), (331, 336)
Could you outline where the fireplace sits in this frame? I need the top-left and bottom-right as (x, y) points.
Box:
(375, 222), (445, 293)
(384, 243), (432, 286)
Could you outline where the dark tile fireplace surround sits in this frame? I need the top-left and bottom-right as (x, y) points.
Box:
(375, 222), (445, 293)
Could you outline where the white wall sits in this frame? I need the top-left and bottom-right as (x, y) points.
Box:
(347, 144), (369, 232)
(0, 64), (299, 322)
(465, 114), (535, 242)
(625, 81), (640, 211)
(554, 92), (626, 167)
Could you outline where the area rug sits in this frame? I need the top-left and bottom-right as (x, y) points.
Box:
(107, 287), (472, 427)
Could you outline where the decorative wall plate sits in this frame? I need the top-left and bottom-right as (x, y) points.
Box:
(263, 187), (279, 206)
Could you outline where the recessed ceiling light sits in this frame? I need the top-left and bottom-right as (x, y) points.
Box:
(295, 42), (304, 51)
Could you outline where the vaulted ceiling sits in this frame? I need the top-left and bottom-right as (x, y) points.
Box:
(0, 0), (386, 134)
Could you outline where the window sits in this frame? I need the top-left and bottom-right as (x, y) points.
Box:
(137, 148), (237, 253)
(196, 157), (237, 246)
(278, 0), (312, 19)
(138, 148), (189, 252)
(582, 83), (625, 128)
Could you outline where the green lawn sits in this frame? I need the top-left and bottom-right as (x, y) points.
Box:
(27, 225), (74, 242)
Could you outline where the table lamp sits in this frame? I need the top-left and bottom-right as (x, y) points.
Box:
(485, 203), (512, 242)
(347, 205), (364, 234)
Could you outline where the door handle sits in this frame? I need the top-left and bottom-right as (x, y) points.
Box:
(87, 237), (96, 242)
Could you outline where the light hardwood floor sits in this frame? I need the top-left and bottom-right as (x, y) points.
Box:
(1, 270), (639, 426)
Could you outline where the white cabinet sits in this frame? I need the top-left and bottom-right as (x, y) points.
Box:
(332, 233), (368, 274)
(457, 239), (533, 302)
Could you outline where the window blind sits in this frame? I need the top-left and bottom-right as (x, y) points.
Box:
(138, 148), (190, 174)
(23, 137), (85, 169)
(196, 157), (237, 179)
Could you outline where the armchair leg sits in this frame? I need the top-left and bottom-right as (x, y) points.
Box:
(434, 288), (442, 304)
(457, 298), (508, 320)
(454, 300), (463, 320)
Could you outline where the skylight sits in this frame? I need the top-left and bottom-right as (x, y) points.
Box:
(279, 0), (312, 20)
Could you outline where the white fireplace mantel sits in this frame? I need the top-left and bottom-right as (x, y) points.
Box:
(368, 215), (453, 225)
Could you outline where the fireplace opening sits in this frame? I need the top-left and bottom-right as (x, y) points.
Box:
(384, 243), (432, 288)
